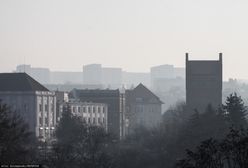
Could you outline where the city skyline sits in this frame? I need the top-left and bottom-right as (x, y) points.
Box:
(1, 0), (248, 80)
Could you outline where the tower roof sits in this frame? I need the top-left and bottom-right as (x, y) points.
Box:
(0, 73), (49, 92)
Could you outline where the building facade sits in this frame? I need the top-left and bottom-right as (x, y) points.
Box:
(125, 84), (163, 135)
(0, 73), (56, 141)
(186, 53), (223, 113)
(69, 89), (125, 139)
(58, 101), (108, 131)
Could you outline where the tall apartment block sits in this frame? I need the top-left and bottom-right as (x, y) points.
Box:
(186, 53), (222, 113)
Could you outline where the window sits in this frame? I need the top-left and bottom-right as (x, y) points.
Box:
(73, 107), (76, 113)
(93, 118), (96, 124)
(103, 107), (105, 114)
(88, 107), (91, 113)
(83, 107), (86, 113)
(98, 118), (101, 124)
(39, 130), (43, 139)
(78, 107), (81, 113)
(39, 104), (42, 112)
(88, 118), (91, 124)
(93, 107), (96, 113)
(45, 117), (48, 126)
(39, 117), (42, 126)
(45, 104), (48, 112)
(103, 118), (105, 124)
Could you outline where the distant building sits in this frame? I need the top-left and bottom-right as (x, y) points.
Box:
(102, 67), (122, 88)
(150, 64), (185, 90)
(69, 89), (125, 139)
(0, 73), (56, 141)
(83, 64), (102, 85)
(58, 101), (108, 131)
(151, 64), (174, 88)
(50, 71), (83, 84)
(125, 84), (163, 135)
(122, 71), (151, 89)
(186, 53), (222, 113)
(153, 77), (185, 92)
(16, 65), (50, 84)
(174, 67), (185, 78)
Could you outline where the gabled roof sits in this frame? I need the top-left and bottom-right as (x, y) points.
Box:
(0, 73), (49, 92)
(126, 83), (163, 104)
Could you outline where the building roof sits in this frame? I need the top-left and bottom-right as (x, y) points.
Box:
(126, 83), (163, 104)
(70, 88), (120, 99)
(0, 73), (49, 92)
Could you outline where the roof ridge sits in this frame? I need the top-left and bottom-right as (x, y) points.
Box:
(135, 83), (163, 103)
(24, 73), (49, 91)
(0, 73), (49, 92)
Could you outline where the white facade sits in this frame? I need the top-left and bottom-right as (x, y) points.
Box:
(0, 91), (56, 141)
(60, 102), (108, 131)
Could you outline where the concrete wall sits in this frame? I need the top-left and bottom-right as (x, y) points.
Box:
(186, 53), (222, 113)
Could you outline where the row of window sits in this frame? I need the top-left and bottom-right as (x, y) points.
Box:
(39, 116), (54, 126)
(39, 104), (54, 112)
(84, 117), (106, 124)
(72, 106), (106, 114)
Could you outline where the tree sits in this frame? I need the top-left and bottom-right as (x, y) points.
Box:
(223, 93), (247, 127)
(0, 101), (34, 164)
(176, 127), (248, 168)
(49, 110), (113, 168)
(220, 127), (248, 168)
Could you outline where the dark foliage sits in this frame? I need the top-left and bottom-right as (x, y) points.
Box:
(176, 127), (248, 168)
(0, 101), (35, 164)
(42, 110), (114, 168)
(223, 93), (247, 127)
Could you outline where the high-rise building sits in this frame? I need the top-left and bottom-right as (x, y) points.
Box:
(186, 53), (222, 113)
(83, 64), (102, 85)
(102, 67), (122, 88)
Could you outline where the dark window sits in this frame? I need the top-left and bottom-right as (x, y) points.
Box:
(39, 117), (42, 126)
(78, 107), (81, 113)
(93, 107), (96, 113)
(45, 117), (48, 126)
(45, 105), (48, 112)
(83, 107), (86, 113)
(88, 107), (91, 113)
(39, 104), (42, 112)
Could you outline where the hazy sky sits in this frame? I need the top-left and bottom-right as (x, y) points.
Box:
(1, 0), (248, 80)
